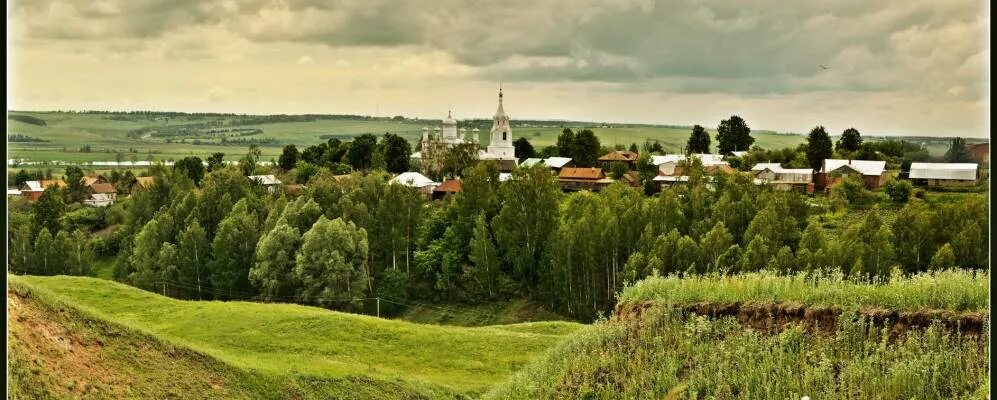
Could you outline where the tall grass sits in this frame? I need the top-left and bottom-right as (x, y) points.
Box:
(619, 269), (989, 312)
(486, 307), (989, 399)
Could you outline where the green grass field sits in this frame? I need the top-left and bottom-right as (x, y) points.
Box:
(9, 274), (583, 398)
(395, 298), (573, 327)
(11, 111), (974, 165)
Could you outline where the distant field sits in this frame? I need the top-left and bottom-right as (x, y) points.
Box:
(10, 274), (582, 397)
(8, 111), (978, 164)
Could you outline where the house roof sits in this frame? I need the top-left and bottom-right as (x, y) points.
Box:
(908, 163), (978, 180)
(558, 167), (605, 180)
(434, 179), (463, 193)
(651, 154), (685, 166)
(285, 184), (307, 195)
(520, 158), (545, 167)
(135, 176), (156, 188)
(652, 175), (690, 182)
(650, 154), (727, 167)
(621, 171), (640, 184)
(751, 163), (783, 171)
(21, 179), (66, 192)
(7, 189), (21, 196)
(248, 175), (282, 185)
(545, 157), (573, 168)
(89, 182), (116, 194)
(822, 159), (886, 176)
(752, 163), (813, 175)
(391, 172), (437, 188)
(731, 151), (749, 158)
(598, 150), (639, 162)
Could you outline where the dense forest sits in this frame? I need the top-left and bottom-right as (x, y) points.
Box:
(7, 144), (987, 320)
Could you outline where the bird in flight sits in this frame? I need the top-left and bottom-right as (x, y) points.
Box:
(819, 65), (830, 70)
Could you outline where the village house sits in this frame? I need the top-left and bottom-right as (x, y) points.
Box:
(391, 171), (439, 198)
(83, 175), (109, 187)
(908, 163), (979, 186)
(966, 143), (989, 164)
(751, 163), (815, 193)
(651, 154), (728, 176)
(817, 159), (887, 190)
(432, 179), (462, 200)
(248, 175), (282, 193)
(597, 150), (639, 171)
(558, 167), (613, 192)
(650, 154), (733, 190)
(284, 184), (307, 197)
(651, 174), (690, 188)
(84, 182), (118, 207)
(132, 176), (156, 193)
(20, 179), (66, 202)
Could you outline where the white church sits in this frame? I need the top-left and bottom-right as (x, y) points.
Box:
(412, 87), (517, 166)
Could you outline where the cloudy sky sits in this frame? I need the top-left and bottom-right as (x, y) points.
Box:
(7, 0), (990, 137)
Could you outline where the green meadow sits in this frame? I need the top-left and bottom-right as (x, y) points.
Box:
(9, 274), (583, 398)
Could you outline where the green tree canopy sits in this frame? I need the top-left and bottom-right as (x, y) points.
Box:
(571, 129), (601, 167)
(513, 137), (535, 161)
(347, 133), (379, 171)
(250, 222), (302, 301)
(556, 128), (575, 157)
(173, 156), (205, 185)
(378, 132), (412, 174)
(33, 186), (65, 236)
(716, 115), (753, 155)
(836, 128), (863, 153)
(686, 125), (711, 154)
(805, 126), (833, 171)
(294, 216), (370, 308)
(943, 137), (974, 163)
(278, 145), (300, 171)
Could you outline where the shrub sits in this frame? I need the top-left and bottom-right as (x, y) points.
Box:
(884, 179), (913, 203)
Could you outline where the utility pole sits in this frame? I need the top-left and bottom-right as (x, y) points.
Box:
(376, 297), (381, 318)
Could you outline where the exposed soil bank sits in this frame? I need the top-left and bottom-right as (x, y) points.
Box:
(613, 301), (988, 336)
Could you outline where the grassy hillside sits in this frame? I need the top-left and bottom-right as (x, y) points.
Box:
(9, 280), (459, 399)
(9, 275), (583, 398)
(486, 270), (990, 399)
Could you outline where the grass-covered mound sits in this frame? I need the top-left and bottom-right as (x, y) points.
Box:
(9, 275), (583, 398)
(9, 282), (455, 399)
(486, 270), (990, 399)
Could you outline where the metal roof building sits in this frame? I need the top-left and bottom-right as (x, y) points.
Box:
(908, 163), (978, 181)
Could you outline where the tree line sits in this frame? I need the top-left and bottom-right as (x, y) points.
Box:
(8, 152), (986, 320)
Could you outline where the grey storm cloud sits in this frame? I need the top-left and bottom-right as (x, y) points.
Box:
(11, 0), (987, 96)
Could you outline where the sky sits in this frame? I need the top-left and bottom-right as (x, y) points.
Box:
(7, 0), (990, 137)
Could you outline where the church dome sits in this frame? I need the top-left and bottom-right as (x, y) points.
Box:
(443, 109), (457, 126)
